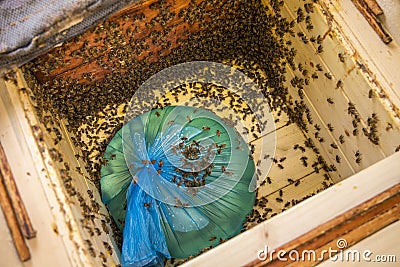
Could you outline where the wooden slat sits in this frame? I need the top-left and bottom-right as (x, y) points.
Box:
(0, 171), (31, 262)
(351, 0), (392, 44)
(0, 143), (36, 239)
(257, 124), (330, 195)
(32, 0), (228, 85)
(1, 69), (105, 266)
(318, 220), (400, 267)
(280, 0), (400, 180)
(364, 0), (384, 16)
(308, 206), (398, 266)
(245, 183), (399, 266)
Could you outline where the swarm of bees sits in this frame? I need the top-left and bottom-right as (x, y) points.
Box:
(20, 0), (400, 265)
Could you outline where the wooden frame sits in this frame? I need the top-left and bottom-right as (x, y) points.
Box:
(1, 0), (399, 266)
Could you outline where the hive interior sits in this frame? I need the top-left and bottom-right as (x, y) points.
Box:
(19, 0), (400, 265)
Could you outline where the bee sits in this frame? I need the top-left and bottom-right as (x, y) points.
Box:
(324, 72), (332, 79)
(330, 164), (337, 171)
(267, 177), (272, 184)
(277, 163), (284, 169)
(279, 157), (287, 162)
(202, 126), (210, 131)
(338, 53), (345, 62)
(279, 189), (283, 197)
(300, 156), (308, 167)
(298, 88), (304, 99)
(304, 3), (314, 13)
(386, 123), (393, 131)
(294, 180), (301, 186)
(328, 123), (334, 132)
(155, 111), (161, 117)
(275, 197), (283, 203)
(327, 98), (334, 104)
(368, 89), (374, 98)
(311, 73), (319, 79)
(178, 142), (184, 149)
(187, 116), (192, 122)
(301, 35), (309, 44)
(298, 63), (304, 72)
(395, 145), (400, 152)
(94, 227), (101, 236)
(296, 8), (305, 23)
(216, 130), (221, 137)
(88, 247), (96, 257)
(317, 45), (324, 53)
(336, 80), (343, 89)
(353, 128), (359, 136)
(316, 34), (323, 44)
(157, 169), (162, 175)
(330, 143), (338, 149)
(339, 135), (345, 144)
(287, 178), (294, 184)
(335, 155), (341, 163)
(158, 160), (163, 168)
(209, 236), (217, 241)
(192, 140), (199, 146)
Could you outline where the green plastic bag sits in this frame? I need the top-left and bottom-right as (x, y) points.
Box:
(101, 106), (255, 266)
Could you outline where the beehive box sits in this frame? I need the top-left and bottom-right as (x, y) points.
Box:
(0, 0), (399, 266)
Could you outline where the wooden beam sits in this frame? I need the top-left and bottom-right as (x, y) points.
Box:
(245, 183), (399, 266)
(0, 170), (31, 261)
(351, 0), (392, 44)
(0, 143), (36, 239)
(364, 0), (384, 16)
